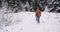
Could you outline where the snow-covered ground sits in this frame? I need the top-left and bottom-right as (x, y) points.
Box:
(0, 12), (60, 32)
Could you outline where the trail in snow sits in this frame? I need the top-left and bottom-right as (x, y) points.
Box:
(0, 12), (60, 32)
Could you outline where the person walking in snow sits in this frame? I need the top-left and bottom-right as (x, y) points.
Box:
(35, 7), (41, 23)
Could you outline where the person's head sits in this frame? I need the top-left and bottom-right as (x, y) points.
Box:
(36, 6), (40, 10)
(37, 6), (40, 9)
(37, 7), (39, 9)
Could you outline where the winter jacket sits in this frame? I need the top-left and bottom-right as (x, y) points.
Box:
(36, 8), (41, 16)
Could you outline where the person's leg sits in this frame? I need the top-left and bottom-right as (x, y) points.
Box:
(37, 16), (40, 23)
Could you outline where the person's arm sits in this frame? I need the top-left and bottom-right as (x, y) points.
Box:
(36, 9), (38, 13)
(35, 9), (37, 16)
(40, 10), (41, 16)
(35, 10), (37, 14)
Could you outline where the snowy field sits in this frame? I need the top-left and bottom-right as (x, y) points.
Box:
(0, 12), (60, 32)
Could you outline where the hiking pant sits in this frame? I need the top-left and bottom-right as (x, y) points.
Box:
(36, 16), (40, 23)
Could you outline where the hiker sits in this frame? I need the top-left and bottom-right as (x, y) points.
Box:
(35, 7), (41, 23)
